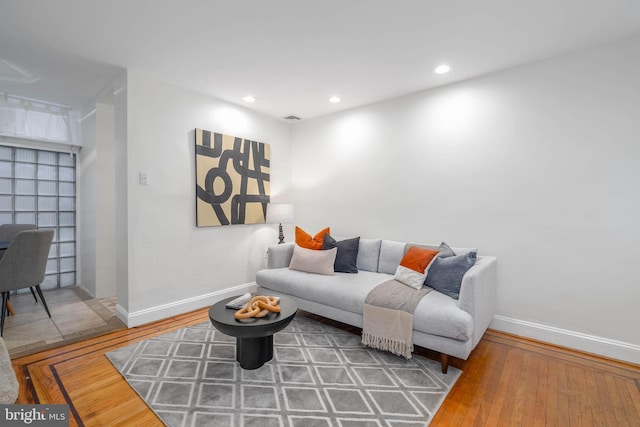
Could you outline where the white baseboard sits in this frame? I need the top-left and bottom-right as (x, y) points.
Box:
(115, 282), (258, 328)
(491, 315), (640, 365)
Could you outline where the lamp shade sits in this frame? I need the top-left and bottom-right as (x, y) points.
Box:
(266, 203), (295, 224)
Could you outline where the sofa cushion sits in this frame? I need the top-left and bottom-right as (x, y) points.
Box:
(378, 240), (406, 274)
(356, 238), (382, 272)
(425, 252), (477, 299)
(323, 235), (360, 273)
(295, 226), (330, 250)
(289, 244), (336, 275)
(451, 246), (478, 256)
(394, 246), (439, 289)
(413, 291), (473, 341)
(256, 268), (473, 342)
(406, 242), (439, 253)
(267, 243), (295, 269)
(258, 268), (390, 315)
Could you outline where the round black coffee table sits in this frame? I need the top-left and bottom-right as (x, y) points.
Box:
(209, 295), (297, 369)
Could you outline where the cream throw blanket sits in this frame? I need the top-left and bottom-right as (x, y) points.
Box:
(362, 279), (432, 358)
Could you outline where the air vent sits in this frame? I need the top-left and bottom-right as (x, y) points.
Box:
(283, 115), (301, 121)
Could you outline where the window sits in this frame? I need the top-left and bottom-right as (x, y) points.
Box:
(0, 94), (72, 143)
(0, 145), (76, 289)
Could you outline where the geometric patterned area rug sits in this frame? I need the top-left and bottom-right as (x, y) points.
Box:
(105, 316), (460, 427)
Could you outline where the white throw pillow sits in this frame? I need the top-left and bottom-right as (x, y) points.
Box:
(289, 244), (337, 275)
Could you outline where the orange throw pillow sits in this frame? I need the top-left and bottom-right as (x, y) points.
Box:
(394, 246), (439, 289)
(295, 226), (330, 250)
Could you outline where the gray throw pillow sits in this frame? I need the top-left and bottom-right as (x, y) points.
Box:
(425, 251), (477, 299)
(436, 241), (456, 258)
(322, 235), (360, 273)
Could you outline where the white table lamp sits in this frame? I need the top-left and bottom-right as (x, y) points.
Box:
(266, 203), (295, 244)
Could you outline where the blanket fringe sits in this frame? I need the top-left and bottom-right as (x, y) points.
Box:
(362, 331), (413, 359)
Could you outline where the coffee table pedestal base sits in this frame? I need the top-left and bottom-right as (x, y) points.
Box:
(209, 296), (296, 371)
(237, 335), (273, 370)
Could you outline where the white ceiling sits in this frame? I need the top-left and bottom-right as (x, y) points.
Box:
(1, 0), (639, 119)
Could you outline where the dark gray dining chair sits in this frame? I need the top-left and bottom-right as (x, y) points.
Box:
(0, 224), (37, 242)
(0, 224), (39, 304)
(0, 230), (54, 336)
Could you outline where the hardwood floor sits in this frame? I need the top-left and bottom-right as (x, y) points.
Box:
(11, 307), (640, 426)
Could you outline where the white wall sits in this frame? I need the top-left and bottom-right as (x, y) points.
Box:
(113, 71), (129, 312)
(119, 69), (292, 324)
(94, 101), (117, 298)
(78, 99), (117, 298)
(78, 108), (97, 296)
(291, 35), (640, 362)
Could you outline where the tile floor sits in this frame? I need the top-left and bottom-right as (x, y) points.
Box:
(2, 286), (125, 358)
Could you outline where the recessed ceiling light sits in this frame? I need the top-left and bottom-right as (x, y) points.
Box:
(243, 95), (256, 103)
(434, 65), (451, 74)
(329, 96), (341, 103)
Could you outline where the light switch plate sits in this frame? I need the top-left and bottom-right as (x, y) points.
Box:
(139, 172), (149, 185)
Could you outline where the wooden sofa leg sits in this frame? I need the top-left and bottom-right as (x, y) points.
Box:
(440, 353), (449, 374)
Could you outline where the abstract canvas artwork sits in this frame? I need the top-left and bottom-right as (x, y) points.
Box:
(195, 128), (270, 227)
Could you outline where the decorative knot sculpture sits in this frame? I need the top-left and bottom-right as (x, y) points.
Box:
(234, 295), (281, 319)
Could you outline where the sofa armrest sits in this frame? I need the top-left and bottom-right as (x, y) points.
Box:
(267, 242), (295, 269)
(457, 255), (497, 347)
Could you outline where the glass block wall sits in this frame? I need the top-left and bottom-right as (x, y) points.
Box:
(0, 145), (76, 289)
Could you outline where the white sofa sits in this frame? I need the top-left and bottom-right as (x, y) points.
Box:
(256, 239), (497, 373)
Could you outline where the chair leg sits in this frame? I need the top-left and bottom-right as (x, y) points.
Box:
(30, 287), (38, 302)
(1, 292), (8, 336)
(6, 299), (14, 316)
(35, 285), (51, 318)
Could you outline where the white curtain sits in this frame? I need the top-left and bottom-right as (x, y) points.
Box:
(0, 94), (71, 143)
